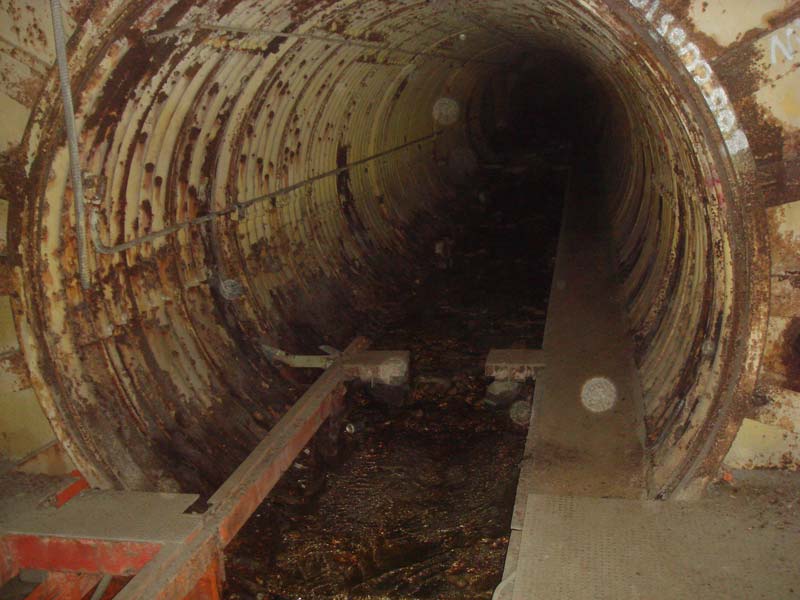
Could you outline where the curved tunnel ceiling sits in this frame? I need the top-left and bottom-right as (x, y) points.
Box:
(5, 0), (796, 498)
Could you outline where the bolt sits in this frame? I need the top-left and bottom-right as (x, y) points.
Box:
(219, 278), (244, 300)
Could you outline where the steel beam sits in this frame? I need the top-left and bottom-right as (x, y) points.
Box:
(0, 537), (18, 587)
(5, 534), (161, 575)
(0, 337), (374, 598)
(113, 337), (372, 599)
(24, 572), (102, 600)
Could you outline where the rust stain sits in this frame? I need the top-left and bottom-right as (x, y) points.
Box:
(780, 318), (800, 393)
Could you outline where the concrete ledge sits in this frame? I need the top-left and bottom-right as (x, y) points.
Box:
(486, 349), (545, 382)
(343, 350), (410, 386)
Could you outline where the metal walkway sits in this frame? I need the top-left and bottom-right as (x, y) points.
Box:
(502, 177), (647, 584)
(497, 171), (645, 595)
(512, 493), (800, 600)
(499, 176), (800, 600)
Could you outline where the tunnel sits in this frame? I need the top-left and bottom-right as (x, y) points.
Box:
(3, 0), (772, 504)
(6, 0), (800, 597)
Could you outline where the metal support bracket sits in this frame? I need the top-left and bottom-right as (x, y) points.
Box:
(261, 344), (410, 387)
(260, 343), (341, 369)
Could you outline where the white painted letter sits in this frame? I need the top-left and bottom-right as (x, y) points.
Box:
(693, 60), (713, 85)
(668, 26), (686, 47)
(770, 29), (794, 64)
(645, 0), (660, 21)
(679, 42), (703, 71)
(716, 109), (736, 134)
(657, 14), (675, 37)
(703, 87), (729, 112)
(725, 129), (749, 155)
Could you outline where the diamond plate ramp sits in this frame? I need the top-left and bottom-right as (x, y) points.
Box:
(512, 494), (800, 600)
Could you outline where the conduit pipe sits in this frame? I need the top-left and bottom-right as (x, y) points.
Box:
(49, 0), (90, 289)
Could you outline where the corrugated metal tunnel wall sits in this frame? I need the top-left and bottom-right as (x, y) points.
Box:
(0, 0), (798, 498)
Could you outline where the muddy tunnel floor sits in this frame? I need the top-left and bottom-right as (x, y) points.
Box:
(223, 163), (566, 600)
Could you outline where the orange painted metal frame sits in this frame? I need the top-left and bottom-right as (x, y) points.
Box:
(1, 337), (370, 599)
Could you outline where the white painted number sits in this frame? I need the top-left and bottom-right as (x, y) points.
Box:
(628, 0), (750, 155)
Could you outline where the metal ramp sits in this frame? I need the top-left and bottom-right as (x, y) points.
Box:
(510, 493), (800, 600)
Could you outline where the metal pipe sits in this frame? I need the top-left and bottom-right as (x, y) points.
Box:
(50, 0), (90, 289)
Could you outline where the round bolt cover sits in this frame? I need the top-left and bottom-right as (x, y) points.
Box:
(220, 278), (245, 300)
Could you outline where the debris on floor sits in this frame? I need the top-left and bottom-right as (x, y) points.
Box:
(223, 165), (566, 599)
